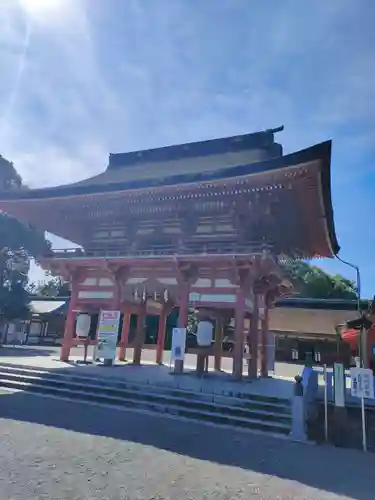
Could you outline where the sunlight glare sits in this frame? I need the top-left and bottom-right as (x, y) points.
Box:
(19, 0), (66, 21)
(20, 0), (63, 12)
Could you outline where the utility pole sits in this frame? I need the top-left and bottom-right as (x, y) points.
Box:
(335, 255), (366, 367)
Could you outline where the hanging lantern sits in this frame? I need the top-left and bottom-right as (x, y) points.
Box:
(196, 320), (213, 347)
(76, 314), (91, 339)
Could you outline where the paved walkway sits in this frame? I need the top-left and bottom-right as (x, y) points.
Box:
(0, 346), (296, 399)
(0, 393), (374, 500)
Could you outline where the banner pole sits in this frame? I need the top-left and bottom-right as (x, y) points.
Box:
(361, 395), (367, 452)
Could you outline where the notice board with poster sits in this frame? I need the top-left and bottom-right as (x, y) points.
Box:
(171, 327), (187, 362)
(351, 368), (374, 399)
(96, 310), (121, 361)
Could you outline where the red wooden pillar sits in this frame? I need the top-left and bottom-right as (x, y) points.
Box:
(248, 294), (259, 378)
(112, 280), (121, 310)
(232, 290), (245, 379)
(214, 317), (224, 372)
(118, 312), (131, 361)
(60, 281), (79, 362)
(260, 305), (269, 377)
(133, 304), (146, 365)
(156, 308), (168, 365)
(174, 285), (189, 374)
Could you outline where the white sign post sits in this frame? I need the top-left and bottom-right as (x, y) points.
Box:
(333, 362), (346, 408)
(96, 310), (121, 363)
(350, 367), (374, 452)
(171, 327), (187, 365)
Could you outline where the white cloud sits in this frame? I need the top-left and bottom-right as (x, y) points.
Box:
(0, 0), (374, 295)
(0, 0), (114, 186)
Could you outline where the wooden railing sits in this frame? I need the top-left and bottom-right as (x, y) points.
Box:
(45, 243), (272, 260)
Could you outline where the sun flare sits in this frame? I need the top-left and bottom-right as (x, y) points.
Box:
(19, 0), (64, 16)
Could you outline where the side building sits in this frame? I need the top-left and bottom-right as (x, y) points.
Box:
(270, 298), (364, 366)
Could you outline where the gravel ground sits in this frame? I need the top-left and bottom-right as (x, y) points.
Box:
(0, 390), (374, 500)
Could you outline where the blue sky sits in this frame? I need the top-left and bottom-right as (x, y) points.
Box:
(0, 0), (374, 297)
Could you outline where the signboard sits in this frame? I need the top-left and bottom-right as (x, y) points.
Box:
(96, 310), (121, 361)
(350, 368), (374, 399)
(171, 327), (186, 362)
(333, 362), (346, 407)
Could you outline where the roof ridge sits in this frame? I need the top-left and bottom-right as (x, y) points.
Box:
(107, 127), (283, 170)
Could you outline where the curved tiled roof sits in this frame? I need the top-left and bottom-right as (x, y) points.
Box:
(107, 126), (284, 170)
(0, 139), (339, 256)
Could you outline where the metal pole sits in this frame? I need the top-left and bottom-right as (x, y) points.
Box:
(323, 364), (328, 442)
(335, 255), (365, 366)
(361, 395), (367, 452)
(335, 255), (360, 310)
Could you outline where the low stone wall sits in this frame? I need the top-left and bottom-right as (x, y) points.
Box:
(309, 401), (375, 452)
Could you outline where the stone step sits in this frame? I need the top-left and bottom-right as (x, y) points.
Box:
(0, 364), (291, 435)
(0, 377), (291, 435)
(0, 369), (292, 426)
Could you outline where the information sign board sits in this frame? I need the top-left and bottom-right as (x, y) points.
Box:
(171, 327), (187, 362)
(96, 310), (121, 361)
(351, 368), (374, 399)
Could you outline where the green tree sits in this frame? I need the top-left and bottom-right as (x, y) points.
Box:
(0, 154), (22, 191)
(282, 260), (357, 300)
(37, 277), (71, 298)
(0, 157), (51, 335)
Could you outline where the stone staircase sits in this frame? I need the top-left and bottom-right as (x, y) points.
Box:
(0, 363), (292, 436)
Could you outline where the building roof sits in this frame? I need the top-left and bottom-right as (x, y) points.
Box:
(275, 297), (366, 311)
(107, 127), (284, 170)
(29, 299), (67, 315)
(0, 127), (284, 200)
(0, 134), (339, 258)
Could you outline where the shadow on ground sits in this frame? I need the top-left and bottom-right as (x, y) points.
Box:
(0, 346), (53, 358)
(0, 390), (373, 499)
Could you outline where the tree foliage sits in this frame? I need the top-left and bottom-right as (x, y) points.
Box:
(0, 282), (30, 321)
(282, 260), (357, 300)
(0, 155), (22, 191)
(37, 277), (71, 298)
(0, 158), (51, 324)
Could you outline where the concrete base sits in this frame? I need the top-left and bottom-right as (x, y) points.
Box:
(102, 359), (114, 367)
(289, 396), (308, 443)
(331, 406), (350, 447)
